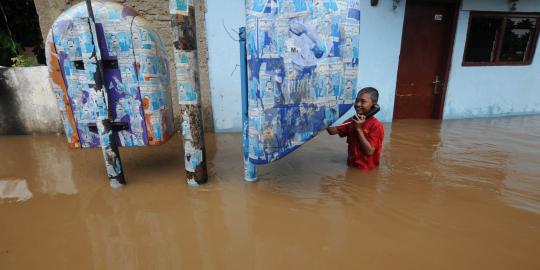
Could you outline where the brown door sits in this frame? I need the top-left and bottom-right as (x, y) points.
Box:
(393, 0), (458, 119)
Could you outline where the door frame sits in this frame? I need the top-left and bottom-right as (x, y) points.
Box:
(393, 0), (462, 119)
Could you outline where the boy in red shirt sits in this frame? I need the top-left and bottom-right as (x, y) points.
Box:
(327, 87), (384, 171)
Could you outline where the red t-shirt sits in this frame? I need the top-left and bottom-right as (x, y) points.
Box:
(335, 116), (384, 171)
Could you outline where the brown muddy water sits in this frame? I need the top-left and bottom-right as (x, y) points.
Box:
(1, 116), (540, 269)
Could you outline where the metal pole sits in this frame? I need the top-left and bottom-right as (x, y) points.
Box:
(85, 0), (126, 188)
(239, 27), (257, 181)
(170, 1), (207, 186)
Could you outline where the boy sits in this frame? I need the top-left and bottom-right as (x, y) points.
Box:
(326, 87), (384, 171)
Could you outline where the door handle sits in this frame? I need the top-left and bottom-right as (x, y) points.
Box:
(432, 75), (441, 95)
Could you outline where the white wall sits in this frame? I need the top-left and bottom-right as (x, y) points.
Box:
(443, 0), (540, 119)
(343, 0), (405, 123)
(461, 0), (540, 12)
(205, 0), (246, 132)
(205, 0), (405, 131)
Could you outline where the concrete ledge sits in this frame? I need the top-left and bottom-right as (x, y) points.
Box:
(0, 66), (63, 135)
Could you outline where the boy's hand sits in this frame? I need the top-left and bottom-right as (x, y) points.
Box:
(326, 126), (338, 135)
(352, 114), (366, 129)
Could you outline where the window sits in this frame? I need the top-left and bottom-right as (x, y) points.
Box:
(463, 12), (540, 66)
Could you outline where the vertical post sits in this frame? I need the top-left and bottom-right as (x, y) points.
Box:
(85, 0), (126, 188)
(239, 27), (257, 181)
(170, 1), (208, 186)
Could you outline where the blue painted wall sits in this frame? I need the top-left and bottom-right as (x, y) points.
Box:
(206, 0), (405, 132)
(339, 0), (405, 124)
(461, 0), (540, 12)
(206, 0), (540, 130)
(206, 0), (246, 132)
(443, 0), (540, 119)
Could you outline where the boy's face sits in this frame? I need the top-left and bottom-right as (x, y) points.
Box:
(354, 93), (373, 115)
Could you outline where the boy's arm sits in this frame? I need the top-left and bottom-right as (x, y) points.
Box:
(352, 115), (375, 156)
(328, 119), (353, 136)
(326, 126), (338, 135)
(355, 128), (375, 156)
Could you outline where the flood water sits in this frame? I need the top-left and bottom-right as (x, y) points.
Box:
(1, 116), (540, 269)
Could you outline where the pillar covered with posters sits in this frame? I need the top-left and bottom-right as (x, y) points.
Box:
(170, 0), (208, 186)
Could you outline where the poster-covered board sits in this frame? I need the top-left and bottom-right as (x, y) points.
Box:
(245, 0), (361, 164)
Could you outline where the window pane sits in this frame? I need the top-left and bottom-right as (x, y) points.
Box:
(464, 17), (502, 62)
(500, 17), (537, 62)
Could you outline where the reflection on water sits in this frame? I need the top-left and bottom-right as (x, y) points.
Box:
(0, 179), (32, 202)
(31, 138), (78, 195)
(0, 116), (540, 269)
(439, 117), (540, 214)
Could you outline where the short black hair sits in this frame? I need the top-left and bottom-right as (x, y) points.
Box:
(357, 87), (379, 104)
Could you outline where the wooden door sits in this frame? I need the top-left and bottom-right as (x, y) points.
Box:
(393, 0), (458, 119)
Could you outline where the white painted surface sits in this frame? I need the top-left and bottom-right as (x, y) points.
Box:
(340, 0), (405, 123)
(443, 0), (540, 119)
(205, 0), (246, 132)
(462, 0), (540, 12)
